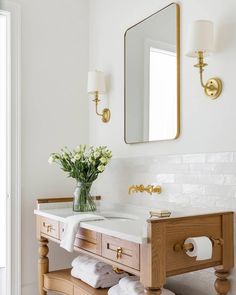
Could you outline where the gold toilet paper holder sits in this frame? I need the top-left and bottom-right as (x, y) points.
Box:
(174, 237), (224, 253)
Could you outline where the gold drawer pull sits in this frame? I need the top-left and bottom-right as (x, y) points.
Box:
(42, 222), (53, 233)
(116, 247), (123, 259)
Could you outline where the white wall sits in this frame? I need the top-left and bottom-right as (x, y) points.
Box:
(89, 0), (236, 156)
(88, 0), (236, 294)
(0, 12), (7, 268)
(18, 0), (89, 293)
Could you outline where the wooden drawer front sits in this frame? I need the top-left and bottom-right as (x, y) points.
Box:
(40, 217), (59, 239)
(60, 224), (101, 255)
(102, 235), (140, 270)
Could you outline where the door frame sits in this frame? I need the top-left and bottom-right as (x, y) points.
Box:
(0, 2), (21, 295)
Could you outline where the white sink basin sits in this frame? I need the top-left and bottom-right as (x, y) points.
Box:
(99, 211), (139, 221)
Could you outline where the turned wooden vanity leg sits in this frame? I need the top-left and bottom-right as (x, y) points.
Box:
(144, 287), (162, 295)
(38, 237), (49, 295)
(214, 269), (230, 295)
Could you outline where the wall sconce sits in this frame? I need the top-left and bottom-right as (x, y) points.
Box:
(87, 70), (111, 123)
(187, 20), (222, 99)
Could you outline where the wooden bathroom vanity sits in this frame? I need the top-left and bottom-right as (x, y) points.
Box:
(35, 198), (234, 295)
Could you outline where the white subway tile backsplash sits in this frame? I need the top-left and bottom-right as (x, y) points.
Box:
(182, 184), (205, 194)
(94, 151), (236, 295)
(155, 173), (175, 183)
(152, 154), (182, 164)
(210, 163), (236, 174)
(224, 174), (236, 185)
(183, 153), (206, 163)
(233, 152), (236, 162)
(205, 184), (236, 197)
(206, 152), (234, 163)
(163, 184), (182, 194)
(176, 174), (224, 185)
(187, 163), (215, 174)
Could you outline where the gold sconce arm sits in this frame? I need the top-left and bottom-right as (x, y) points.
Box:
(128, 184), (162, 195)
(93, 91), (111, 123)
(194, 51), (222, 99)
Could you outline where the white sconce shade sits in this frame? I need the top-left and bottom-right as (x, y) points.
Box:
(186, 19), (222, 99)
(187, 20), (214, 57)
(87, 70), (106, 94)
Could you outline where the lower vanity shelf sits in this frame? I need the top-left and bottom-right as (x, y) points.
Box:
(44, 269), (108, 295)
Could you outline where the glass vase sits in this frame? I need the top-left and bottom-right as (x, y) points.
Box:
(73, 181), (96, 212)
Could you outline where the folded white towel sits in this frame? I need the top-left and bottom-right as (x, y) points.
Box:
(108, 284), (120, 295)
(60, 214), (104, 252)
(119, 276), (143, 294)
(71, 267), (128, 289)
(109, 284), (175, 295)
(117, 277), (175, 295)
(72, 253), (113, 275)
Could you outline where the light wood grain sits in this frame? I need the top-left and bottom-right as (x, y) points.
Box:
(44, 269), (108, 295)
(38, 226), (140, 276)
(141, 211), (234, 294)
(144, 288), (162, 295)
(214, 269), (230, 295)
(60, 223), (102, 255)
(141, 222), (166, 290)
(102, 234), (140, 270)
(37, 197), (73, 204)
(35, 199), (234, 295)
(221, 213), (234, 270)
(165, 215), (222, 274)
(37, 196), (101, 204)
(38, 237), (49, 295)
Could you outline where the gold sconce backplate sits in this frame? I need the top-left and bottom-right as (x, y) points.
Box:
(205, 77), (222, 99)
(102, 108), (111, 123)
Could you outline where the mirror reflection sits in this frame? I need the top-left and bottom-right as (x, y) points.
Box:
(124, 3), (180, 144)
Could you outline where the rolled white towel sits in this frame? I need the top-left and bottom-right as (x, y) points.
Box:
(60, 214), (104, 252)
(71, 267), (128, 289)
(119, 276), (143, 294)
(110, 286), (175, 295)
(118, 277), (175, 295)
(162, 289), (175, 295)
(108, 284), (120, 295)
(72, 253), (113, 275)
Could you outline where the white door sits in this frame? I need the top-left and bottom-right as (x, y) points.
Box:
(0, 10), (9, 295)
(0, 11), (8, 270)
(0, 3), (21, 295)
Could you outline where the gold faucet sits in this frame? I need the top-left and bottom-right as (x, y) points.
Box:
(128, 184), (162, 195)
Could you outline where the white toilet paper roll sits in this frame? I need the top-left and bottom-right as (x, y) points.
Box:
(184, 236), (212, 261)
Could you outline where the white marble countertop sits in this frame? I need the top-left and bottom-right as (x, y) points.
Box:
(34, 207), (149, 244)
(34, 202), (229, 244)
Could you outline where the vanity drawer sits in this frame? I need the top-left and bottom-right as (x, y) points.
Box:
(102, 235), (140, 270)
(60, 224), (101, 255)
(40, 217), (59, 239)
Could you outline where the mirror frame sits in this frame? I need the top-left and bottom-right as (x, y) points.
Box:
(124, 3), (180, 144)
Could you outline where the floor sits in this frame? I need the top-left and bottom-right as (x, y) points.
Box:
(0, 268), (6, 295)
